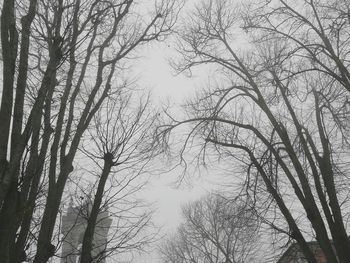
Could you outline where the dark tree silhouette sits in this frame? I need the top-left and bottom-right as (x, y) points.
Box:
(158, 1), (350, 262)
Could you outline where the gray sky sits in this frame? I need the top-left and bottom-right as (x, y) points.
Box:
(134, 41), (214, 227)
(129, 39), (223, 263)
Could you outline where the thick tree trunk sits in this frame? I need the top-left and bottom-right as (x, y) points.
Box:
(11, 0), (38, 153)
(0, 0), (18, 204)
(0, 184), (18, 262)
(33, 155), (75, 263)
(80, 154), (113, 263)
(33, 191), (61, 263)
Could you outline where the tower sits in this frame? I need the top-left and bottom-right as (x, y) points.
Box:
(60, 200), (112, 263)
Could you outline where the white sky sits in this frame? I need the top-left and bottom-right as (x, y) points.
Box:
(133, 41), (214, 227)
(129, 40), (224, 262)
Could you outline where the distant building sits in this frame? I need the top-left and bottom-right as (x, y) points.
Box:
(60, 200), (112, 263)
(277, 242), (328, 263)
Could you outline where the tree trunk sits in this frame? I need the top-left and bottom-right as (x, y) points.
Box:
(80, 154), (113, 263)
(0, 184), (19, 263)
(0, 0), (18, 204)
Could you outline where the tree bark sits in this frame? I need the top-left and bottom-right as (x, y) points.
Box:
(80, 153), (113, 263)
(0, 0), (18, 204)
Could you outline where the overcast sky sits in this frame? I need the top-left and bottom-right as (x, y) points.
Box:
(134, 41), (213, 227)
(128, 38), (224, 263)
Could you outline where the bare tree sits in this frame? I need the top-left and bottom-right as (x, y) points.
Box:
(78, 93), (160, 263)
(160, 194), (260, 263)
(158, 0), (350, 262)
(58, 186), (156, 263)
